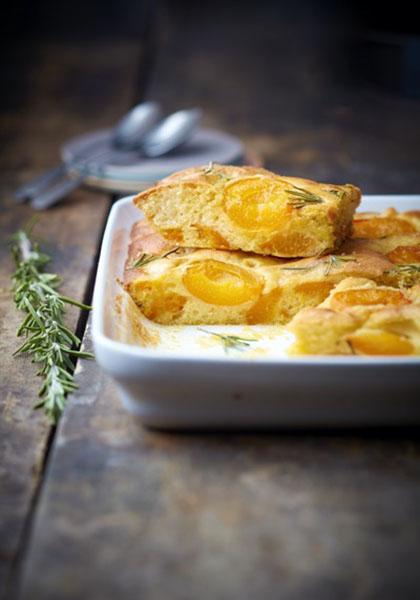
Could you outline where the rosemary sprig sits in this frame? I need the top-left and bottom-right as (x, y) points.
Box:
(323, 255), (357, 276)
(286, 186), (325, 209)
(280, 255), (357, 275)
(390, 264), (420, 274)
(202, 161), (233, 180)
(203, 161), (214, 174)
(10, 229), (94, 423)
(130, 247), (178, 269)
(385, 264), (420, 286)
(198, 328), (257, 354)
(280, 264), (316, 271)
(328, 188), (345, 199)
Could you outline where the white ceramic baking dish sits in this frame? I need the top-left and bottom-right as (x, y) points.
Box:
(92, 195), (420, 428)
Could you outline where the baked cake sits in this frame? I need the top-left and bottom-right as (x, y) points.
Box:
(288, 278), (420, 356)
(133, 164), (361, 258)
(124, 221), (396, 325)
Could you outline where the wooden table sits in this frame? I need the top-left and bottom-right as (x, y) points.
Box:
(1, 4), (420, 599)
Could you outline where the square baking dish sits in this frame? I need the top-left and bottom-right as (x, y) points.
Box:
(92, 195), (420, 428)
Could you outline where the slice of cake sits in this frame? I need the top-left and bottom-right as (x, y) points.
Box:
(133, 164), (361, 258)
(123, 221), (395, 326)
(288, 277), (420, 356)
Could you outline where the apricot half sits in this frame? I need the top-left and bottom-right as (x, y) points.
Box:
(386, 245), (420, 264)
(246, 288), (283, 324)
(223, 178), (288, 230)
(348, 330), (413, 355)
(183, 260), (262, 306)
(331, 288), (408, 309)
(353, 217), (416, 239)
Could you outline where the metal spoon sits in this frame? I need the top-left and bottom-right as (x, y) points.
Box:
(30, 107), (202, 210)
(112, 102), (163, 151)
(14, 101), (162, 203)
(142, 108), (202, 157)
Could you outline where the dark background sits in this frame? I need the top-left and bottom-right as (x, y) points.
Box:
(3, 0), (420, 92)
(2, 0), (420, 190)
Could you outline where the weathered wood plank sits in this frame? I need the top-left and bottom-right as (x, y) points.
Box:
(0, 40), (142, 596)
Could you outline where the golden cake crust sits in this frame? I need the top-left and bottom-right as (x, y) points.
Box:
(133, 164), (361, 258)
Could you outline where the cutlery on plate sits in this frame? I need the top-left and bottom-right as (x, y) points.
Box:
(14, 100), (161, 204)
(20, 107), (202, 210)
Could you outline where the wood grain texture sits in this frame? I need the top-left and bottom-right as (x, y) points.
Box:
(0, 40), (142, 596)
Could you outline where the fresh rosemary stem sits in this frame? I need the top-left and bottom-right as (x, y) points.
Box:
(198, 328), (256, 354)
(130, 247), (178, 270)
(285, 186), (324, 208)
(10, 229), (94, 423)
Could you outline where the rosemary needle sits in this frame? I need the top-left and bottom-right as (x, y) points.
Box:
(285, 187), (324, 209)
(10, 229), (94, 423)
(385, 264), (420, 286)
(203, 161), (214, 174)
(130, 247), (179, 269)
(198, 328), (256, 354)
(202, 162), (233, 180)
(323, 255), (357, 276)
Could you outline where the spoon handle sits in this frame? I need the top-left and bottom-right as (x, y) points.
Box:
(30, 175), (85, 210)
(29, 149), (119, 209)
(14, 139), (110, 202)
(14, 164), (67, 202)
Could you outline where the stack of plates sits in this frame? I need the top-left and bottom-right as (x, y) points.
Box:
(61, 128), (253, 193)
